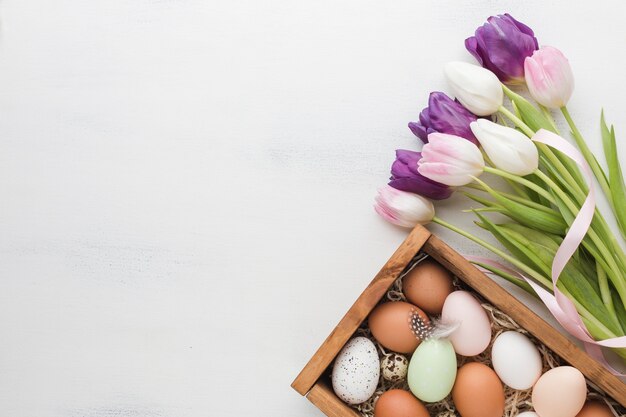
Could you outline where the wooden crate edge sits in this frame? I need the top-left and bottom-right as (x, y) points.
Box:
(291, 225), (432, 395)
(307, 381), (361, 417)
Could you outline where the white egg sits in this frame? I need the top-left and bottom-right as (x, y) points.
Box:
(380, 353), (408, 382)
(332, 337), (380, 405)
(491, 331), (542, 390)
(517, 412), (539, 417)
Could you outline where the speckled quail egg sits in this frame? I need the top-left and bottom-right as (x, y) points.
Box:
(380, 353), (408, 382)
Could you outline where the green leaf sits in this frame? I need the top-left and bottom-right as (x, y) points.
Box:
(601, 111), (626, 239)
(525, 172), (554, 207)
(475, 213), (552, 284)
(548, 188), (575, 225)
(497, 227), (552, 276)
(463, 192), (501, 209)
(501, 223), (587, 278)
(499, 223), (561, 250)
(547, 187), (622, 291)
(473, 177), (567, 234)
(612, 291), (626, 334)
(504, 88), (555, 133)
(471, 261), (536, 295)
(498, 226), (622, 334)
(547, 181), (616, 269)
(539, 156), (583, 207)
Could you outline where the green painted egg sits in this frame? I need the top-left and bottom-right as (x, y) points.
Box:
(407, 339), (457, 402)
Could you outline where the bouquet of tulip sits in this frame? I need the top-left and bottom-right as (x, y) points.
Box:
(375, 14), (626, 370)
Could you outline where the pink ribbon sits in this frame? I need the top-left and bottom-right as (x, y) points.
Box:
(471, 129), (626, 375)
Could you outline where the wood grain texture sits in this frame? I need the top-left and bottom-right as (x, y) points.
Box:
(423, 234), (626, 406)
(291, 225), (431, 395)
(307, 382), (361, 417)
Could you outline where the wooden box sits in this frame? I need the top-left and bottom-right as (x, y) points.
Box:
(291, 225), (626, 417)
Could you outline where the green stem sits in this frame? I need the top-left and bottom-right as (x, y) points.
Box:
(485, 148), (626, 288)
(505, 178), (532, 199)
(499, 101), (626, 275)
(560, 107), (626, 262)
(561, 106), (613, 203)
(538, 144), (626, 274)
(580, 317), (626, 360)
(471, 261), (535, 295)
(482, 151), (531, 199)
(463, 208), (503, 214)
(498, 106), (535, 137)
(597, 261), (619, 330)
(533, 169), (626, 307)
(463, 183), (554, 214)
(539, 105), (560, 133)
(432, 216), (552, 289)
(483, 167), (556, 203)
(568, 290), (620, 340)
(537, 143), (587, 199)
(539, 165), (616, 275)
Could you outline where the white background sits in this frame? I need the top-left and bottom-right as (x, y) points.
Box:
(0, 1), (625, 416)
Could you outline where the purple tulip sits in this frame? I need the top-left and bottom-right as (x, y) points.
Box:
(465, 14), (539, 85)
(408, 92), (478, 145)
(388, 149), (454, 200)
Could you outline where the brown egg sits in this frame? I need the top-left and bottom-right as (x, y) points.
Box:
(368, 301), (429, 353)
(374, 389), (430, 417)
(402, 259), (454, 314)
(576, 400), (614, 417)
(452, 362), (504, 417)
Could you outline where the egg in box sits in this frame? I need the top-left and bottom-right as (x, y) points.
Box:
(380, 353), (408, 382)
(491, 331), (542, 390)
(368, 301), (429, 354)
(402, 259), (454, 314)
(374, 389), (429, 417)
(576, 400), (615, 417)
(441, 290), (492, 356)
(532, 366), (587, 417)
(331, 337), (380, 405)
(329, 257), (617, 417)
(452, 362), (505, 417)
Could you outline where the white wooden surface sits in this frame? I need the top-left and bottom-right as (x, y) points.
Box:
(0, 1), (624, 416)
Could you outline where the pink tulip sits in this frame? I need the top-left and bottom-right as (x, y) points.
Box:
(374, 186), (435, 228)
(524, 46), (574, 109)
(417, 133), (485, 186)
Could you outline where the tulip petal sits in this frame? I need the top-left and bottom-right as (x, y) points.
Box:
(427, 92), (479, 144)
(388, 177), (454, 200)
(466, 14), (538, 84)
(418, 132), (485, 186)
(389, 149), (453, 200)
(444, 62), (503, 116)
(409, 93), (477, 143)
(524, 46), (574, 109)
(408, 121), (430, 143)
(418, 162), (475, 186)
(374, 186), (435, 228)
(471, 119), (538, 176)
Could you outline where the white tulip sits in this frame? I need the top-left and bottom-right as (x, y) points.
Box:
(470, 119), (538, 176)
(444, 62), (504, 116)
(374, 186), (435, 228)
